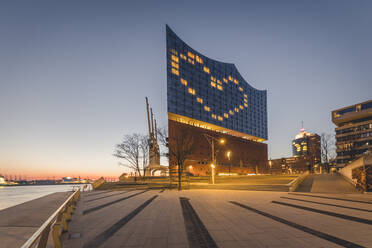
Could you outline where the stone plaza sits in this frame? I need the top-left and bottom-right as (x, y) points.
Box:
(62, 187), (372, 248)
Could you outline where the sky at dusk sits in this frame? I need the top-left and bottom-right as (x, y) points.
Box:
(0, 0), (371, 178)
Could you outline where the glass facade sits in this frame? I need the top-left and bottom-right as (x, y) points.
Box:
(166, 25), (268, 140)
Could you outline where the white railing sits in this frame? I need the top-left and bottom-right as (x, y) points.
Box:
(21, 189), (81, 248)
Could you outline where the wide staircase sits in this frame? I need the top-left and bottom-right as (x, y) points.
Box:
(296, 173), (360, 193)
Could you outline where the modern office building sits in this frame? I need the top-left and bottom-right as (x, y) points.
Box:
(166, 25), (268, 176)
(332, 100), (372, 167)
(292, 128), (321, 162)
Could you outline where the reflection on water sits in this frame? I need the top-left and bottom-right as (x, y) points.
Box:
(0, 184), (91, 210)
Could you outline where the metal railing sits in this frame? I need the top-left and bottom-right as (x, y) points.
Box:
(21, 189), (81, 248)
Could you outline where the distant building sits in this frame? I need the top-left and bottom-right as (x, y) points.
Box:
(0, 175), (6, 185)
(269, 156), (311, 174)
(61, 177), (79, 183)
(292, 128), (321, 163)
(269, 128), (321, 174)
(332, 100), (372, 167)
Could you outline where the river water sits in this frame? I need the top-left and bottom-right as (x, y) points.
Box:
(0, 184), (91, 210)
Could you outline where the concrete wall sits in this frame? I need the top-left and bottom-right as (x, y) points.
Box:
(339, 154), (372, 191)
(339, 155), (372, 179)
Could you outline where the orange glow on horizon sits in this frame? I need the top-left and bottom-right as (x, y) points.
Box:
(0, 162), (125, 180)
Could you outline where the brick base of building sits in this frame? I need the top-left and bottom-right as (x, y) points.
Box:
(168, 120), (268, 176)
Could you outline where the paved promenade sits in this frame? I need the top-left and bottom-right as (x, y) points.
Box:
(63, 189), (372, 248)
(0, 191), (71, 248)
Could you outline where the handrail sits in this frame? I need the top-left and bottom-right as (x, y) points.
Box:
(21, 188), (81, 248)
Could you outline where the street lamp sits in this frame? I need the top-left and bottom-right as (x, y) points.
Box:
(226, 151), (231, 176)
(203, 134), (225, 184)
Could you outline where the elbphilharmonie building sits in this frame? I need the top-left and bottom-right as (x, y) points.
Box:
(166, 25), (268, 175)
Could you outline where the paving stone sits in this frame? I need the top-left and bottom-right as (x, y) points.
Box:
(61, 189), (372, 248)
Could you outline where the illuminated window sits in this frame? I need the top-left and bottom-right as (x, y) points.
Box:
(235, 107), (239, 112)
(170, 49), (178, 55)
(180, 78), (188, 86)
(229, 110), (234, 115)
(244, 98), (248, 103)
(217, 80), (222, 84)
(211, 76), (216, 82)
(244, 103), (248, 107)
(244, 94), (248, 98)
(196, 55), (203, 64)
(238, 87), (243, 92)
(224, 113), (229, 118)
(180, 54), (187, 60)
(217, 116), (223, 121)
(211, 82), (216, 87)
(203, 67), (210, 74)
(239, 105), (244, 110)
(234, 79), (239, 84)
(187, 58), (195, 65)
(228, 76), (233, 81)
(188, 88), (196, 95)
(171, 55), (179, 63)
(204, 106), (210, 112)
(187, 52), (195, 59)
(197, 97), (203, 103)
(217, 85), (223, 91)
(171, 61), (179, 69)
(171, 68), (179, 75)
(211, 114), (217, 119)
(223, 78), (228, 83)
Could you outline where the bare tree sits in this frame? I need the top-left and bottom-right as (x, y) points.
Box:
(139, 135), (149, 176)
(321, 133), (335, 173)
(168, 127), (195, 190)
(157, 126), (169, 157)
(114, 133), (148, 179)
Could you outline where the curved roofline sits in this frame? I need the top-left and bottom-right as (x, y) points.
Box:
(166, 25), (266, 92)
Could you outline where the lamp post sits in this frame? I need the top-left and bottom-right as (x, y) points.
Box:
(227, 151), (231, 176)
(203, 134), (225, 184)
(210, 163), (215, 184)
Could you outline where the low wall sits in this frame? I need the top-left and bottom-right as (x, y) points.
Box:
(339, 155), (372, 192)
(287, 171), (309, 192)
(92, 177), (105, 190)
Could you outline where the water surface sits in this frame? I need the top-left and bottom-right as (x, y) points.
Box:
(0, 184), (90, 210)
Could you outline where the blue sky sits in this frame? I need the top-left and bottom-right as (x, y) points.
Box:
(0, 0), (371, 178)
